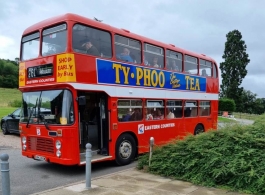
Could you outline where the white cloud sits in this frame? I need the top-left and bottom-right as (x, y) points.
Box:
(0, 35), (17, 60)
(0, 0), (264, 96)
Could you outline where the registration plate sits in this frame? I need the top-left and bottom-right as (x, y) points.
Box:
(34, 155), (46, 161)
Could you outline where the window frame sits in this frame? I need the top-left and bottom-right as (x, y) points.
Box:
(72, 23), (112, 58)
(41, 23), (67, 57)
(166, 49), (183, 72)
(199, 101), (211, 116)
(166, 100), (183, 118)
(114, 34), (142, 64)
(146, 100), (165, 120)
(184, 55), (198, 75)
(117, 99), (143, 122)
(144, 43), (164, 68)
(199, 59), (212, 77)
(184, 100), (198, 117)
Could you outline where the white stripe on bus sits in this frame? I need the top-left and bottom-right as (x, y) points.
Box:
(69, 83), (219, 100)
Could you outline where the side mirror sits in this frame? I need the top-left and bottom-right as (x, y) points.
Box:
(77, 96), (86, 106)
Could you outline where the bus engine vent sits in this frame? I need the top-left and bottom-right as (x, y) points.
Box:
(27, 137), (54, 154)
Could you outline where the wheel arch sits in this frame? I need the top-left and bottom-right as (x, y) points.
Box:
(117, 130), (139, 157)
(194, 123), (205, 135)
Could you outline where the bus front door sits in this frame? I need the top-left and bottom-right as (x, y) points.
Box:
(78, 92), (109, 164)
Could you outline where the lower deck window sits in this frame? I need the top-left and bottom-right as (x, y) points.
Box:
(117, 99), (142, 122)
(184, 101), (197, 117)
(199, 101), (211, 116)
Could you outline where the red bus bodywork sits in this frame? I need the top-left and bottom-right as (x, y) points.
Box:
(19, 13), (219, 166)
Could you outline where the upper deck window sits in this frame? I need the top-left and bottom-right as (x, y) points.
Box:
(42, 23), (67, 56)
(184, 55), (198, 74)
(213, 63), (218, 78)
(166, 50), (182, 72)
(199, 59), (212, 77)
(72, 24), (112, 58)
(144, 43), (164, 68)
(21, 32), (40, 61)
(115, 35), (141, 64)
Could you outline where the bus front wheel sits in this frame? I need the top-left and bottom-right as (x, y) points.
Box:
(115, 133), (136, 166)
(194, 124), (204, 135)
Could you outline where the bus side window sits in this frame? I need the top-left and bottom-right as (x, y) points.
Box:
(114, 35), (141, 64)
(117, 99), (142, 122)
(184, 108), (191, 117)
(184, 101), (197, 117)
(72, 24), (112, 58)
(144, 43), (164, 68)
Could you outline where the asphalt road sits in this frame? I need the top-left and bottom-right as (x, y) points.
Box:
(0, 148), (137, 195)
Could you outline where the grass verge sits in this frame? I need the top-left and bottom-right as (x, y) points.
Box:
(0, 88), (21, 107)
(218, 116), (237, 123)
(233, 112), (260, 121)
(0, 107), (19, 120)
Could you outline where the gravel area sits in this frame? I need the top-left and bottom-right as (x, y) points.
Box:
(0, 132), (21, 149)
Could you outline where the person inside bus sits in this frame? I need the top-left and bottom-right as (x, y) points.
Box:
(154, 109), (164, 120)
(143, 56), (149, 66)
(116, 47), (133, 63)
(171, 60), (180, 71)
(145, 108), (153, 120)
(122, 109), (132, 121)
(129, 108), (142, 121)
(85, 101), (97, 124)
(81, 39), (100, 56)
(151, 57), (160, 68)
(166, 108), (175, 119)
(202, 69), (208, 76)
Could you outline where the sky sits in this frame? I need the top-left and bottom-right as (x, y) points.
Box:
(0, 0), (264, 97)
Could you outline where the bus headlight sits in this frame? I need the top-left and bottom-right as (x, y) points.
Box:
(23, 145), (27, 151)
(22, 136), (27, 144)
(55, 140), (61, 149)
(56, 150), (61, 157)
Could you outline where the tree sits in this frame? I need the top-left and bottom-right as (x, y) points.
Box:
(241, 89), (257, 114)
(0, 59), (19, 88)
(253, 98), (264, 115)
(219, 30), (250, 112)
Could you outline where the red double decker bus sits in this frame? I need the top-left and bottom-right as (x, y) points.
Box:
(19, 13), (219, 166)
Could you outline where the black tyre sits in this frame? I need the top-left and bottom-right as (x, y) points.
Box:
(1, 122), (9, 135)
(115, 133), (136, 166)
(194, 124), (204, 135)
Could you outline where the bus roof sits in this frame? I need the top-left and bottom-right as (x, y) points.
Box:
(23, 13), (216, 63)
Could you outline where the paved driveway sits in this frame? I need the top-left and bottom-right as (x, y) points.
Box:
(218, 118), (254, 129)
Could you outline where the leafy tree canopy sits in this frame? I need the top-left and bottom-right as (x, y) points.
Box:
(220, 30), (250, 112)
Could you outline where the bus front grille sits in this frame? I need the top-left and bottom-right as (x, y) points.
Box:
(27, 137), (54, 154)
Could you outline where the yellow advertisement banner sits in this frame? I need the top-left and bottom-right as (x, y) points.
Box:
(56, 53), (76, 82)
(19, 62), (25, 87)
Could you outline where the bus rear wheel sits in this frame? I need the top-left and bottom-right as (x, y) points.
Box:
(115, 133), (136, 166)
(194, 124), (204, 135)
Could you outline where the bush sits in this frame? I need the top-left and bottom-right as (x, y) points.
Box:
(137, 124), (265, 194)
(8, 99), (22, 107)
(219, 98), (236, 112)
(253, 114), (265, 127)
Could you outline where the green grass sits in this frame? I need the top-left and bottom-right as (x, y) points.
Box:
(233, 112), (260, 121)
(0, 88), (21, 107)
(218, 116), (237, 123)
(0, 107), (19, 119)
(0, 88), (21, 121)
